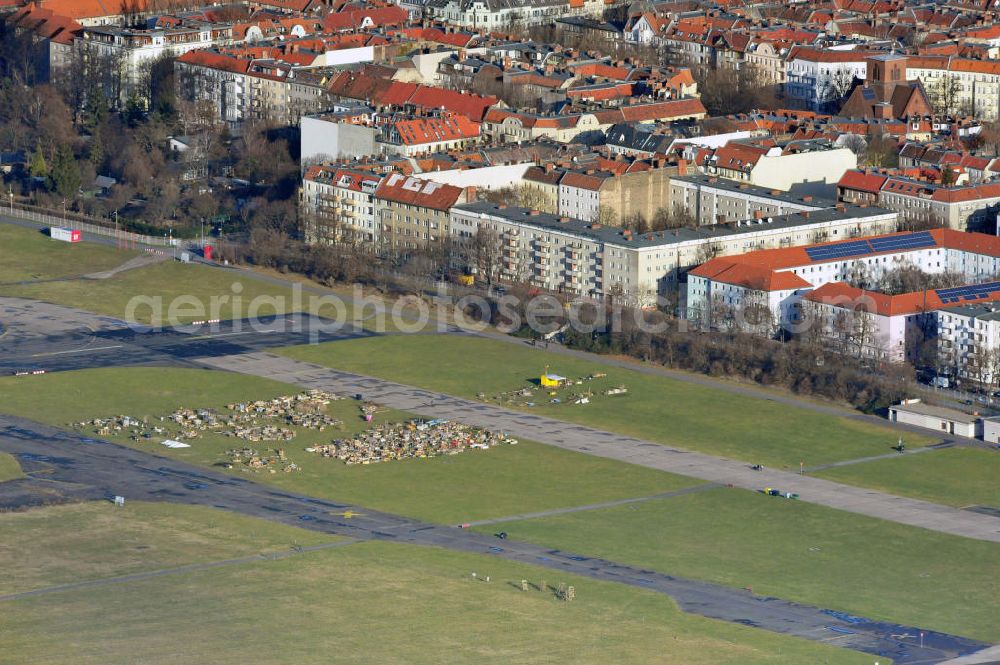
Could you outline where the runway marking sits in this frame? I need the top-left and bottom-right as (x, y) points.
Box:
(187, 330), (279, 340)
(30, 344), (123, 358)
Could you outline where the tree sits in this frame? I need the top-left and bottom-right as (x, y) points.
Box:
(596, 205), (618, 227)
(863, 132), (899, 168)
(46, 144), (81, 198)
(651, 206), (696, 230)
(28, 145), (48, 179)
(928, 75), (963, 116)
(841, 133), (867, 156)
(470, 227), (502, 287)
(694, 65), (779, 116)
(818, 68), (857, 111)
(622, 212), (648, 232)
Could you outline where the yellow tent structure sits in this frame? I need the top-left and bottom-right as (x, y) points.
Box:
(540, 366), (566, 388)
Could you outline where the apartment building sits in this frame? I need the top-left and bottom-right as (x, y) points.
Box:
(699, 140), (857, 194)
(784, 47), (872, 111)
(839, 169), (1000, 231)
(375, 173), (467, 251)
(907, 56), (1000, 121)
(451, 202), (897, 305)
(670, 175), (831, 226)
(80, 22), (233, 103)
(301, 166), (382, 243)
(175, 49), (334, 127)
(688, 227), (1000, 363)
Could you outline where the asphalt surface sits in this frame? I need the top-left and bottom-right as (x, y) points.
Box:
(0, 413), (988, 665)
(0, 301), (372, 374)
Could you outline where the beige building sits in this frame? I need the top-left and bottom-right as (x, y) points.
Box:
(375, 173), (467, 251)
(907, 56), (1000, 120)
(301, 166), (382, 244)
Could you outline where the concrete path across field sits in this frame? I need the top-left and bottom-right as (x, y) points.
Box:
(196, 351), (1000, 543)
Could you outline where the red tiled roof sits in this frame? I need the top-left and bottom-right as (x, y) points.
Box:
(804, 281), (953, 316)
(393, 113), (479, 145)
(408, 86), (497, 122)
(838, 170), (888, 193)
(374, 173), (464, 211)
(710, 262), (811, 291)
(322, 5), (407, 31)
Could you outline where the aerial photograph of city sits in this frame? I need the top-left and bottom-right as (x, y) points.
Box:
(0, 0), (998, 662)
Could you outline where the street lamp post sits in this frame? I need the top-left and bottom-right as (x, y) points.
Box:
(7, 185), (12, 214)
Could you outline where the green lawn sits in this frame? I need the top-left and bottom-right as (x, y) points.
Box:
(0, 452), (23, 483)
(0, 367), (695, 524)
(0, 224), (136, 283)
(0, 536), (872, 665)
(476, 488), (1000, 642)
(0, 502), (332, 596)
(280, 336), (932, 469)
(1, 261), (309, 325)
(815, 447), (1000, 508)
(0, 223), (361, 325)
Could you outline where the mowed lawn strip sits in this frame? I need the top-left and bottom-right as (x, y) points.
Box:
(1, 260), (308, 325)
(477, 488), (1000, 642)
(0, 367), (695, 524)
(0, 225), (136, 283)
(0, 452), (23, 483)
(814, 447), (1000, 508)
(0, 539), (873, 665)
(0, 502), (332, 596)
(280, 335), (931, 468)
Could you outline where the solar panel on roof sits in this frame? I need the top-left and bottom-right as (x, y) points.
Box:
(937, 280), (1000, 302)
(868, 231), (934, 250)
(805, 240), (873, 262)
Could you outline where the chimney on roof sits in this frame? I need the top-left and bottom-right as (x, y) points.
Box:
(801, 211), (811, 218)
(803, 195), (813, 202)
(754, 210), (764, 219)
(676, 158), (687, 175)
(771, 189), (781, 196)
(497, 203), (507, 209)
(529, 209), (540, 215)
(835, 202), (846, 212)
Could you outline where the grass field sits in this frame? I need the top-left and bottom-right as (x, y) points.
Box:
(0, 502), (332, 596)
(0, 518), (872, 665)
(0, 452), (23, 483)
(1, 260), (307, 325)
(476, 488), (1000, 642)
(0, 225), (136, 283)
(0, 222), (333, 324)
(280, 336), (933, 469)
(0, 367), (696, 524)
(815, 447), (1000, 508)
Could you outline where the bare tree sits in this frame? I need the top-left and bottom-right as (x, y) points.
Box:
(927, 75), (964, 116)
(818, 68), (857, 111)
(470, 226), (502, 287)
